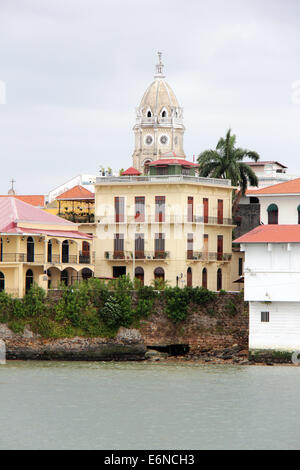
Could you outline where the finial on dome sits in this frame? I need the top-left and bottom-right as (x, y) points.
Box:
(154, 51), (165, 78)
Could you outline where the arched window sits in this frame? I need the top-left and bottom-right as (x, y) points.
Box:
(217, 268), (222, 291)
(81, 268), (93, 280)
(147, 110), (152, 118)
(202, 268), (207, 289)
(0, 272), (5, 292)
(135, 267), (144, 286)
(25, 269), (33, 294)
(161, 108), (168, 118)
(81, 241), (90, 263)
(47, 240), (52, 263)
(297, 205), (300, 224)
(267, 204), (278, 225)
(187, 267), (192, 287)
(27, 237), (34, 262)
(61, 269), (68, 286)
(154, 267), (164, 281)
(62, 240), (69, 263)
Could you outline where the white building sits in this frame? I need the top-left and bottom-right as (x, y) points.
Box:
(48, 174), (96, 203)
(236, 178), (300, 354)
(245, 177), (300, 225)
(246, 161), (295, 188)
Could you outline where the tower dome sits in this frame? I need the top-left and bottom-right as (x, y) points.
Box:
(132, 53), (185, 173)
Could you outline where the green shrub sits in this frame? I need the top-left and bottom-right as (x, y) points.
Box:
(0, 291), (14, 323)
(23, 284), (47, 317)
(224, 300), (238, 316)
(8, 319), (26, 334)
(164, 287), (189, 324)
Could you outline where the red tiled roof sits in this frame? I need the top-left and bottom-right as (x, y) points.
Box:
(149, 158), (199, 167)
(234, 225), (300, 244)
(56, 185), (95, 200)
(121, 167), (141, 175)
(248, 178), (300, 195)
(0, 195), (45, 207)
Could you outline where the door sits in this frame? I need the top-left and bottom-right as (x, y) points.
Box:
(203, 198), (209, 223)
(187, 267), (192, 287)
(135, 267), (144, 285)
(25, 269), (33, 293)
(217, 200), (223, 224)
(187, 197), (193, 222)
(217, 235), (223, 261)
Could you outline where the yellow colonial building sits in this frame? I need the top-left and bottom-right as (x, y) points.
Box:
(0, 197), (94, 297)
(94, 54), (236, 290)
(94, 159), (234, 290)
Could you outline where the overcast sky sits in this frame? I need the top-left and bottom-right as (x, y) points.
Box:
(1, 0), (300, 195)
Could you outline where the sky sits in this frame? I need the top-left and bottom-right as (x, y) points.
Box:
(1, 0), (300, 195)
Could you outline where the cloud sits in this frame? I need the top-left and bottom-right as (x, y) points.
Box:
(0, 0), (300, 193)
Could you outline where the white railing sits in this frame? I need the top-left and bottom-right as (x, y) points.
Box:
(96, 174), (231, 186)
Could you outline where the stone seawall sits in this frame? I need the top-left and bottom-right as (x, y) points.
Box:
(0, 293), (249, 362)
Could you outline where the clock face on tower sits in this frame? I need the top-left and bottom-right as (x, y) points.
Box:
(160, 135), (168, 145)
(145, 135), (153, 145)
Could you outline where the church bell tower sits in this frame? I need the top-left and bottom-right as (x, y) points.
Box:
(132, 53), (186, 173)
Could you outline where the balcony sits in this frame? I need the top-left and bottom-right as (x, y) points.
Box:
(104, 251), (170, 261)
(192, 216), (233, 225)
(186, 252), (232, 262)
(97, 214), (233, 225)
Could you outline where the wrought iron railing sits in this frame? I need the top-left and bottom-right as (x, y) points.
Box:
(186, 252), (232, 261)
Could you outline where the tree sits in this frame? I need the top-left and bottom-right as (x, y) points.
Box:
(197, 129), (260, 214)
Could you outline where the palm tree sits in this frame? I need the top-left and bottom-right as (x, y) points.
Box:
(197, 129), (260, 214)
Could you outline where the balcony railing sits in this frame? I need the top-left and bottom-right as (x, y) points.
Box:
(0, 253), (45, 263)
(96, 174), (232, 187)
(105, 251), (170, 261)
(98, 214), (233, 225)
(0, 253), (92, 265)
(186, 252), (232, 262)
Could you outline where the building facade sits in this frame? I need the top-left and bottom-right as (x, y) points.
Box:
(0, 197), (94, 297)
(94, 167), (235, 290)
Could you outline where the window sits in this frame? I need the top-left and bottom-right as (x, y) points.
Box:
(155, 196), (165, 222)
(238, 257), (243, 276)
(147, 110), (152, 118)
(267, 204), (278, 225)
(203, 198), (209, 223)
(61, 269), (68, 286)
(187, 233), (193, 259)
(155, 233), (165, 258)
(156, 166), (168, 175)
(47, 240), (52, 263)
(62, 240), (69, 263)
(135, 197), (145, 221)
(27, 237), (34, 262)
(217, 200), (223, 224)
(154, 267), (164, 280)
(114, 234), (124, 258)
(161, 110), (167, 118)
(187, 197), (193, 222)
(217, 235), (223, 261)
(115, 196), (125, 223)
(135, 234), (144, 259)
(261, 311), (269, 322)
(217, 268), (222, 291)
(202, 268), (207, 289)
